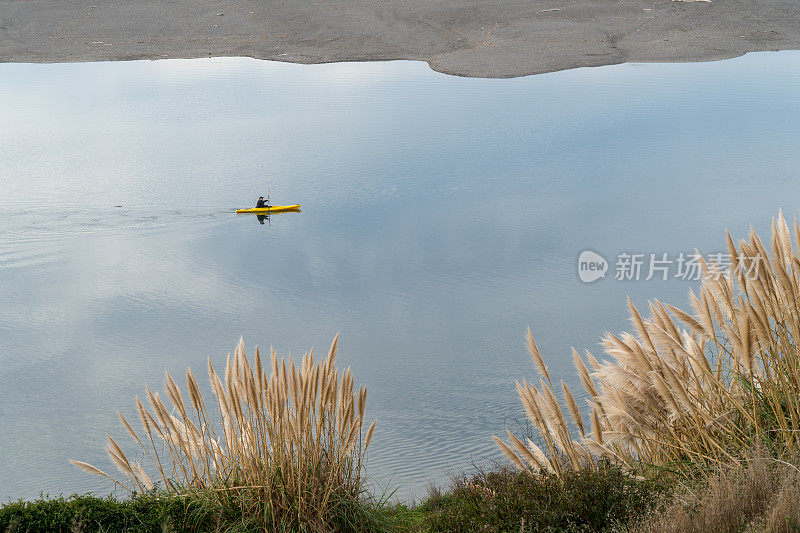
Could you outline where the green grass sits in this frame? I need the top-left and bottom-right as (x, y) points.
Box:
(419, 460), (668, 532)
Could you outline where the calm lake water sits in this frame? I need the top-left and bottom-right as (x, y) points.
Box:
(1, 52), (800, 501)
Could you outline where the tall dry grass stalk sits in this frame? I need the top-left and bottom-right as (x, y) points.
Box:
(71, 334), (377, 528)
(496, 212), (800, 477)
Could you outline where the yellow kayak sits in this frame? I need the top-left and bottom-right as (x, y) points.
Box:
(235, 204), (301, 214)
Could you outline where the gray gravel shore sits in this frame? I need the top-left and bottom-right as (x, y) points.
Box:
(1, 0), (799, 77)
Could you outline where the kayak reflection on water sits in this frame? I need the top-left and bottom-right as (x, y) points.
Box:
(253, 207), (301, 226)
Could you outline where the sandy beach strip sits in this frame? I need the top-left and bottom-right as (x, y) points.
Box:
(1, 0), (799, 77)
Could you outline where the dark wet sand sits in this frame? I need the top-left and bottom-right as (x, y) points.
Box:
(1, 0), (799, 77)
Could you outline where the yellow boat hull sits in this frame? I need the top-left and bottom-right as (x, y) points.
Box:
(235, 204), (301, 214)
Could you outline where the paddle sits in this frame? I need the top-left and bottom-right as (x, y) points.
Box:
(266, 189), (271, 226)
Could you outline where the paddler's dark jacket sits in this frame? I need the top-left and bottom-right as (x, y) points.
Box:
(256, 198), (268, 208)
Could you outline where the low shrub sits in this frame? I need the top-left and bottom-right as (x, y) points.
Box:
(421, 460), (666, 532)
(0, 492), (212, 533)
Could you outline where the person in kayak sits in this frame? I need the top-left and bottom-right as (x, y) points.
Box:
(255, 196), (270, 208)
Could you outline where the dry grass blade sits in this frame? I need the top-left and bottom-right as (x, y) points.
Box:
(562, 381), (585, 437)
(493, 435), (527, 471)
(527, 327), (551, 384)
(69, 459), (111, 479)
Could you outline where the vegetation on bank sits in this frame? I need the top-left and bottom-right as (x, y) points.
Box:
(630, 449), (800, 533)
(492, 212), (800, 523)
(7, 212), (800, 531)
(0, 491), (420, 533)
(1, 463), (663, 532)
(70, 335), (378, 531)
(499, 211), (800, 479)
(4, 454), (800, 532)
(421, 460), (667, 532)
(5, 453), (799, 532)
(0, 492), (211, 532)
